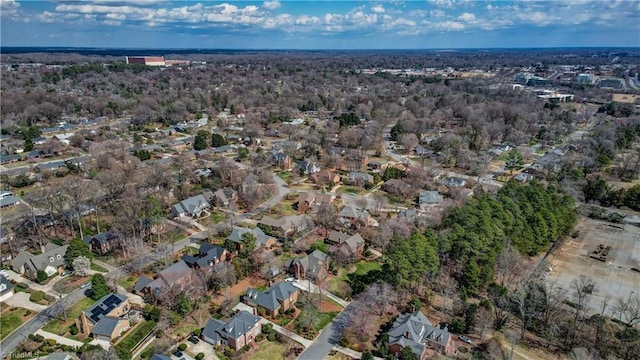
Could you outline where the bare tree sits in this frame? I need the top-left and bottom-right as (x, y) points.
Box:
(314, 202), (336, 236)
(613, 292), (640, 327)
(72, 256), (91, 276)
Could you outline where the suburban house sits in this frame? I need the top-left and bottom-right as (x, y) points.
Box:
(258, 215), (312, 237)
(139, 260), (195, 302)
(11, 242), (69, 277)
(388, 310), (456, 359)
(440, 177), (467, 188)
(212, 187), (237, 208)
(328, 232), (365, 260)
(83, 232), (121, 255)
(243, 281), (300, 317)
(285, 249), (330, 280)
(0, 276), (15, 302)
(310, 170), (340, 186)
(77, 293), (130, 342)
(0, 194), (21, 209)
(171, 194), (210, 218)
(182, 243), (229, 271)
(296, 160), (321, 175)
(201, 311), (262, 351)
(271, 141), (302, 151)
(269, 151), (293, 170)
(296, 192), (333, 213)
(226, 227), (277, 250)
(346, 172), (374, 186)
(418, 190), (443, 210)
(336, 206), (377, 229)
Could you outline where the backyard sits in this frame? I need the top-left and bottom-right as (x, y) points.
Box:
(0, 305), (34, 339)
(327, 261), (381, 298)
(245, 341), (285, 360)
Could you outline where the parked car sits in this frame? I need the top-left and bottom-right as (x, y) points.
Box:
(80, 282), (89, 289)
(459, 335), (472, 344)
(0, 270), (9, 277)
(61, 270), (72, 276)
(284, 277), (295, 282)
(188, 336), (200, 344)
(172, 350), (183, 358)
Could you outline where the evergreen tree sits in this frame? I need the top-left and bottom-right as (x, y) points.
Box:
(211, 133), (227, 147)
(90, 274), (109, 300)
(193, 130), (209, 150)
(66, 237), (93, 265)
(504, 149), (524, 174)
(24, 138), (34, 152)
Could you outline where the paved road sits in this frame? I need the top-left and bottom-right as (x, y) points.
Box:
(298, 303), (351, 360)
(0, 285), (90, 358)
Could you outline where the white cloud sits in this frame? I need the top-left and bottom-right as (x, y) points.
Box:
(0, 0), (19, 9)
(371, 4), (385, 13)
(429, 10), (445, 18)
(262, 0), (281, 11)
(433, 20), (465, 30)
(458, 12), (475, 21)
(428, 0), (454, 8)
(263, 14), (291, 28)
(106, 13), (126, 20)
(295, 15), (320, 25)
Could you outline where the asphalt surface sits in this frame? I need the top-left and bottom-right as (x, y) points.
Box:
(0, 286), (90, 358)
(297, 304), (352, 360)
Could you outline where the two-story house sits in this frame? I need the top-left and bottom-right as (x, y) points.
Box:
(11, 242), (68, 277)
(327, 232), (365, 260)
(309, 170), (340, 187)
(243, 282), (300, 317)
(83, 232), (121, 255)
(285, 250), (330, 280)
(258, 215), (312, 238)
(171, 194), (210, 218)
(77, 293), (130, 342)
(226, 227), (277, 250)
(201, 311), (262, 351)
(387, 310), (456, 359)
(182, 243), (229, 272)
(296, 192), (333, 213)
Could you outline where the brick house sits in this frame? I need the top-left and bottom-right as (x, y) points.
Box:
(201, 311), (262, 351)
(77, 293), (130, 342)
(285, 250), (329, 280)
(387, 310), (456, 359)
(83, 232), (122, 255)
(243, 281), (300, 317)
(310, 170), (340, 186)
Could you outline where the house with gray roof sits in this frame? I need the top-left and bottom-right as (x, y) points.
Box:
(201, 311), (262, 351)
(182, 243), (229, 271)
(346, 172), (374, 186)
(77, 293), (130, 342)
(336, 206), (377, 229)
(0, 195), (20, 209)
(387, 310), (456, 359)
(171, 194), (210, 218)
(297, 160), (321, 175)
(213, 187), (237, 208)
(285, 249), (330, 280)
(243, 281), (300, 317)
(0, 276), (14, 302)
(139, 260), (195, 302)
(83, 231), (121, 255)
(258, 215), (312, 237)
(418, 190), (442, 210)
(226, 227), (277, 250)
(11, 242), (68, 277)
(328, 233), (365, 260)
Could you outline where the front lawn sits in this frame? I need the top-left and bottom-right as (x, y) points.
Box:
(293, 308), (339, 339)
(115, 320), (156, 359)
(210, 211), (225, 223)
(90, 262), (109, 273)
(246, 341), (285, 360)
(118, 275), (138, 291)
(338, 186), (367, 195)
(277, 172), (294, 182)
(353, 261), (381, 275)
(42, 297), (96, 335)
(0, 307), (33, 339)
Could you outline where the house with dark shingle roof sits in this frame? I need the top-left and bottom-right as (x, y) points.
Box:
(258, 215), (312, 237)
(77, 293), (130, 342)
(418, 190), (442, 210)
(285, 249), (330, 280)
(182, 243), (230, 271)
(387, 310), (456, 359)
(0, 276), (15, 302)
(201, 311), (262, 351)
(140, 260), (195, 302)
(243, 281), (299, 317)
(11, 242), (68, 277)
(328, 233), (365, 260)
(83, 232), (121, 255)
(226, 227), (277, 250)
(171, 194), (210, 218)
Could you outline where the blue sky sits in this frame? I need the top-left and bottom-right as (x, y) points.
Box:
(1, 0), (639, 49)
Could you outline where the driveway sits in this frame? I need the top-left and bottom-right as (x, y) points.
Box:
(35, 329), (84, 347)
(2, 292), (47, 312)
(187, 339), (219, 360)
(298, 303), (351, 360)
(259, 318), (313, 348)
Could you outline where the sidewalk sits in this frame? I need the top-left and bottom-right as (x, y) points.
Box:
(35, 329), (84, 347)
(93, 259), (116, 272)
(259, 318), (313, 348)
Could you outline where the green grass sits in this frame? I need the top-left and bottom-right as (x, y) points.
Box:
(209, 211), (225, 223)
(43, 297), (96, 335)
(255, 284), (268, 292)
(353, 261), (381, 275)
(90, 262), (108, 273)
(277, 172), (294, 182)
(119, 275), (138, 291)
(294, 309), (339, 335)
(116, 320), (156, 353)
(0, 307), (32, 339)
(181, 246), (200, 256)
(173, 322), (199, 338)
(339, 186), (367, 195)
(247, 341), (285, 360)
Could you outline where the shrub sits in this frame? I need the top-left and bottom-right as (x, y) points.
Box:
(43, 294), (56, 303)
(285, 308), (295, 315)
(70, 324), (79, 335)
(36, 270), (48, 283)
(241, 345), (250, 352)
(178, 343), (187, 351)
(449, 318), (464, 334)
(44, 339), (57, 346)
(24, 310), (31, 316)
(458, 346), (469, 353)
(223, 346), (235, 357)
(195, 353), (205, 360)
(193, 328), (201, 336)
(30, 291), (45, 302)
(255, 334), (264, 342)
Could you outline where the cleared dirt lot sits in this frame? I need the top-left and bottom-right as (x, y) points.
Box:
(547, 217), (640, 317)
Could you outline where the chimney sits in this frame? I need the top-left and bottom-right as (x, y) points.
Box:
(40, 244), (46, 254)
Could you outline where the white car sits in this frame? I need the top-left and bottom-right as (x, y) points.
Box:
(0, 270), (9, 278)
(284, 277), (295, 282)
(459, 335), (472, 344)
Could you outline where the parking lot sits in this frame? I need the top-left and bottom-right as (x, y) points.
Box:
(547, 217), (640, 317)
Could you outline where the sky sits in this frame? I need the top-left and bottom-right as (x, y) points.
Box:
(1, 0), (639, 49)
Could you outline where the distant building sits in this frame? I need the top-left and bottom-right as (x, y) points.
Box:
(575, 73), (595, 84)
(125, 56), (166, 66)
(599, 78), (624, 90)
